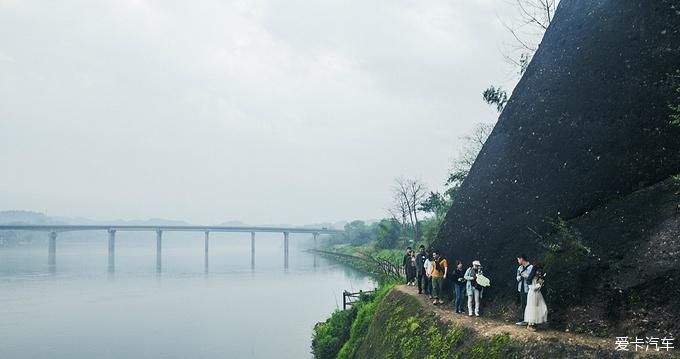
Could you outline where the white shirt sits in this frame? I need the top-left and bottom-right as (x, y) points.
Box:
(424, 259), (433, 276)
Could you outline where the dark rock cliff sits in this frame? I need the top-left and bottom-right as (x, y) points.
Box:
(433, 0), (680, 331)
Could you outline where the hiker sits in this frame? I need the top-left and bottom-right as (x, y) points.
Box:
(464, 260), (484, 316)
(515, 254), (533, 326)
(524, 265), (548, 330)
(430, 250), (448, 305)
(407, 249), (417, 285)
(424, 253), (433, 298)
(403, 247), (414, 285)
(415, 245), (428, 294)
(451, 260), (466, 314)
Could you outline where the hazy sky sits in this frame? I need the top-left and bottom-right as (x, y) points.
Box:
(0, 0), (521, 225)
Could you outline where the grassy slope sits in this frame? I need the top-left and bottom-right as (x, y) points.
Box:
(352, 288), (645, 359)
(336, 284), (395, 359)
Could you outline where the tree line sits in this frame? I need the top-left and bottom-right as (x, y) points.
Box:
(328, 122), (494, 250)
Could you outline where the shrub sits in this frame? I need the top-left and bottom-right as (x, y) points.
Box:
(336, 284), (394, 359)
(530, 217), (594, 307)
(668, 71), (680, 126)
(312, 288), (389, 359)
(311, 307), (357, 359)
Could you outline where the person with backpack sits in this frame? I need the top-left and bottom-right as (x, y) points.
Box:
(430, 250), (448, 305)
(464, 260), (484, 316)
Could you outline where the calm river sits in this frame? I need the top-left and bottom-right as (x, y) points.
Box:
(0, 232), (374, 358)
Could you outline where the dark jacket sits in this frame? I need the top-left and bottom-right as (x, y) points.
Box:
(415, 252), (427, 273)
(452, 268), (465, 287)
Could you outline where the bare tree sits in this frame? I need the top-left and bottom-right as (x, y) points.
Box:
(483, 0), (559, 113)
(392, 178), (428, 243)
(388, 190), (410, 228)
(407, 179), (428, 241)
(501, 0), (559, 75)
(446, 123), (495, 192)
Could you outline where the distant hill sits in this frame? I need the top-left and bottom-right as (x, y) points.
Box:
(0, 210), (348, 234)
(0, 210), (65, 225)
(0, 211), (193, 227)
(215, 220), (348, 230)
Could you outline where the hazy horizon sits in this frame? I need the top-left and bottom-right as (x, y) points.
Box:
(0, 208), (353, 227)
(1, 0), (522, 225)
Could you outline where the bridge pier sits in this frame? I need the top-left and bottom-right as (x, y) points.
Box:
(48, 231), (57, 272)
(204, 231), (209, 273)
(250, 232), (255, 269)
(0, 225), (342, 275)
(283, 232), (289, 269)
(108, 229), (116, 273)
(156, 230), (162, 273)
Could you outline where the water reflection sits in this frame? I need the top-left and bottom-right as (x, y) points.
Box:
(0, 239), (375, 359)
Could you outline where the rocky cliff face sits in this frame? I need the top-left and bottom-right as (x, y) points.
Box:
(434, 0), (680, 332)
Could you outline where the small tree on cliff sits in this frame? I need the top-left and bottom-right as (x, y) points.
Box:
(669, 71), (680, 127)
(419, 191), (449, 220)
(483, 86), (509, 113)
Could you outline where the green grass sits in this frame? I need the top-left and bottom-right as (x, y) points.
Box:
(348, 289), (526, 359)
(336, 284), (395, 359)
(311, 284), (395, 359)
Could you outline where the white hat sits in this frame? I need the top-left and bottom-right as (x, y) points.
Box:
(472, 260), (481, 266)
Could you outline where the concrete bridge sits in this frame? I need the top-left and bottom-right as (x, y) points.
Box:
(0, 224), (342, 273)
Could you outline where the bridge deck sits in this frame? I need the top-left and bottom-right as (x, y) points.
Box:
(0, 224), (341, 234)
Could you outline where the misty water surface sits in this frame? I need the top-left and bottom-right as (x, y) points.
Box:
(0, 232), (374, 358)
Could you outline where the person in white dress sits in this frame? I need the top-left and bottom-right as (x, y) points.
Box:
(523, 265), (548, 329)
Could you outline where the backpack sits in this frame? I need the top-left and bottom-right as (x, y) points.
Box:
(468, 267), (482, 290)
(433, 259), (444, 274)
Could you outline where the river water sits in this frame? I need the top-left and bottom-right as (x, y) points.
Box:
(0, 233), (374, 359)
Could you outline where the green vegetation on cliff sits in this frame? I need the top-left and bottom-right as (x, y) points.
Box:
(529, 217), (595, 309)
(312, 284), (394, 359)
(352, 289), (519, 359)
(669, 70), (680, 126)
(345, 288), (638, 359)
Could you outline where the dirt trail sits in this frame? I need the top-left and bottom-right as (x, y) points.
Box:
(395, 285), (671, 357)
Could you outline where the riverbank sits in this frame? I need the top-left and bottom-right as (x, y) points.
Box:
(308, 248), (404, 282)
(322, 244), (403, 263)
(310, 247), (405, 358)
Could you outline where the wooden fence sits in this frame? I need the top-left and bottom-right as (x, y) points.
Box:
(311, 249), (404, 281)
(342, 289), (377, 310)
